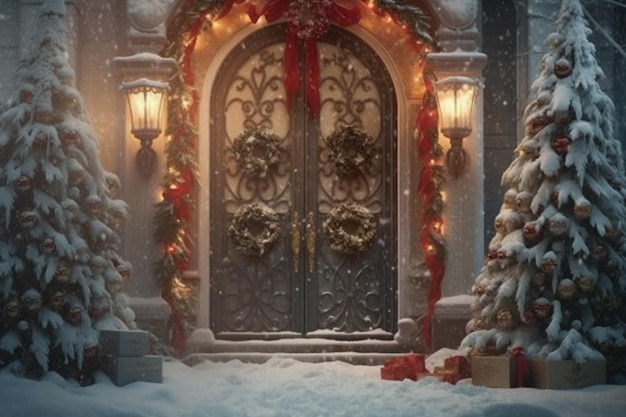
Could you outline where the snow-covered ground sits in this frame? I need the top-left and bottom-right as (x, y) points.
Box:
(1, 353), (625, 417)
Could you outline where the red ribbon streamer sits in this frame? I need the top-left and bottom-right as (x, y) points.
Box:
(304, 37), (321, 115)
(416, 79), (445, 349)
(512, 347), (529, 387)
(248, 0), (359, 116)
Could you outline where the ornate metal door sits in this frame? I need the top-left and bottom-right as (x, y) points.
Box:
(210, 24), (397, 338)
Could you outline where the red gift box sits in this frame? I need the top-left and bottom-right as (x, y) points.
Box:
(380, 354), (426, 381)
(444, 355), (471, 379)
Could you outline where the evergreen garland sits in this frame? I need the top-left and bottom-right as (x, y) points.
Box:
(368, 0), (435, 47)
(155, 0), (233, 355)
(416, 76), (447, 348)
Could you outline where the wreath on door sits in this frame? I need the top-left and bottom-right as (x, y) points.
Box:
(323, 202), (377, 255)
(228, 203), (281, 257)
(232, 127), (283, 178)
(326, 125), (377, 178)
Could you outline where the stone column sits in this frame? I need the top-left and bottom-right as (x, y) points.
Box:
(395, 0), (487, 350)
(416, 0), (487, 350)
(426, 0), (487, 299)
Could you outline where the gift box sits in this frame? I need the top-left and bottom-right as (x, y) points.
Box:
(99, 330), (150, 357)
(102, 355), (163, 386)
(528, 359), (606, 389)
(380, 354), (426, 381)
(433, 366), (463, 384)
(444, 355), (471, 380)
(471, 355), (523, 388)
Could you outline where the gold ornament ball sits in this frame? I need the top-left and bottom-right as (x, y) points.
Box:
(556, 278), (576, 300)
(576, 276), (596, 294)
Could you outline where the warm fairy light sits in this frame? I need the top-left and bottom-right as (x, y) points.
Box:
(181, 95), (192, 110)
(167, 244), (176, 255)
(429, 158), (436, 165)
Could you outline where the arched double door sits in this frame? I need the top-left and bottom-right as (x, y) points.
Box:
(209, 24), (397, 339)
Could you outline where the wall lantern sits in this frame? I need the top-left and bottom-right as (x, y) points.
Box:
(433, 76), (480, 178)
(121, 78), (169, 178)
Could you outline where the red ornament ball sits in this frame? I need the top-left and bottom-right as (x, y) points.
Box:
(554, 58), (572, 78)
(552, 135), (571, 155)
(41, 238), (56, 255)
(523, 222), (541, 242)
(63, 129), (80, 146)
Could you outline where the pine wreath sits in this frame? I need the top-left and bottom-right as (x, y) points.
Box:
(232, 128), (282, 178)
(323, 203), (377, 255)
(326, 126), (377, 178)
(228, 203), (281, 257)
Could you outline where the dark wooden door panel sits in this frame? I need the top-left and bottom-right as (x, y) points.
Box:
(210, 24), (396, 337)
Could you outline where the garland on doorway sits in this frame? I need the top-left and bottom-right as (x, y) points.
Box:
(155, 0), (237, 355)
(154, 0), (436, 354)
(416, 76), (447, 349)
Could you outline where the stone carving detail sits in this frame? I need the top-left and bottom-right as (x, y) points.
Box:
(430, 0), (480, 52)
(126, 0), (174, 53)
(435, 0), (478, 29)
(127, 0), (171, 31)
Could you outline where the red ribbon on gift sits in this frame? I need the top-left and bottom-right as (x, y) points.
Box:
(248, 0), (360, 116)
(512, 347), (529, 387)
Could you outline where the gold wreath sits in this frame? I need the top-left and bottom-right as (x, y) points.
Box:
(232, 128), (283, 178)
(323, 203), (377, 255)
(228, 203), (281, 257)
(326, 126), (377, 178)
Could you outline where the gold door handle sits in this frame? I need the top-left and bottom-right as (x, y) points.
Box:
(291, 211), (301, 273)
(306, 212), (316, 273)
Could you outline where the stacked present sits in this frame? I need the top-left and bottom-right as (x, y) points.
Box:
(470, 348), (606, 389)
(380, 354), (470, 384)
(99, 329), (163, 386)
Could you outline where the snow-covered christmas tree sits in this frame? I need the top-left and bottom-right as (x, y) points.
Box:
(0, 0), (135, 385)
(462, 0), (626, 383)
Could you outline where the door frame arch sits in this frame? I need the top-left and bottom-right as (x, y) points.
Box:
(195, 21), (421, 334)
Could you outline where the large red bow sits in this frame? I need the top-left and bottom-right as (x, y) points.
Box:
(248, 0), (360, 116)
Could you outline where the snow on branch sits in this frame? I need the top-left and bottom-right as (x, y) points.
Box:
(546, 329), (604, 363)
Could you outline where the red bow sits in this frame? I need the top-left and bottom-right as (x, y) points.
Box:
(162, 167), (194, 221)
(248, 0), (360, 116)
